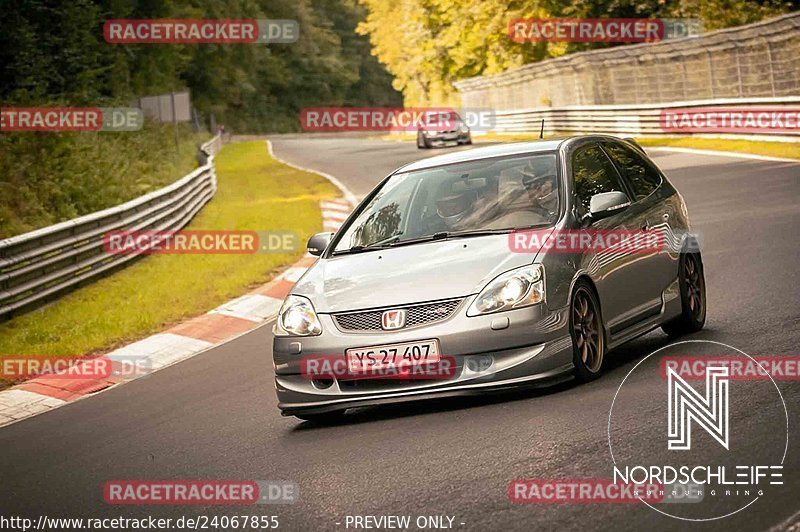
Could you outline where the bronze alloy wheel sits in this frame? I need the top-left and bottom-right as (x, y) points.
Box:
(662, 252), (706, 336)
(684, 253), (705, 321)
(571, 284), (605, 378)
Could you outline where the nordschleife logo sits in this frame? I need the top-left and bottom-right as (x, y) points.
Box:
(607, 340), (788, 521)
(667, 365), (729, 451)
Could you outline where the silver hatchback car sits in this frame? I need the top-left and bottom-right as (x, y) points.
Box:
(272, 136), (706, 421)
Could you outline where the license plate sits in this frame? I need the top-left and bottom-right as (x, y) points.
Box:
(346, 339), (440, 374)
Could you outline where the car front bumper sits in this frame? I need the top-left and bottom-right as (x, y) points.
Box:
(272, 300), (574, 416)
(423, 132), (470, 146)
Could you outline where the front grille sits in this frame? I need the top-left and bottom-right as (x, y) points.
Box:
(332, 298), (462, 332)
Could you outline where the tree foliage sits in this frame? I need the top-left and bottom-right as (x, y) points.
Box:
(0, 0), (403, 236)
(356, 0), (796, 105)
(0, 0), (402, 131)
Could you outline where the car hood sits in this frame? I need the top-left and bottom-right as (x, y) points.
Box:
(291, 234), (543, 313)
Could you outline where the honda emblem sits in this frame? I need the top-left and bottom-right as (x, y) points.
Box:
(381, 309), (406, 330)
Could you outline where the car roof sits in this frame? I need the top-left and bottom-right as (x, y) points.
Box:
(398, 137), (573, 173)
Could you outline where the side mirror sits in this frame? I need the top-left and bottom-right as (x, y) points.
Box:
(587, 191), (631, 222)
(307, 232), (333, 256)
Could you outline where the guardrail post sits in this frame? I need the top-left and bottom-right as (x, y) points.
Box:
(705, 51), (716, 98)
(764, 38), (777, 96)
(734, 43), (744, 97)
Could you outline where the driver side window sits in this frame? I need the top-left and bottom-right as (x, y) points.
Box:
(602, 141), (662, 201)
(572, 144), (625, 216)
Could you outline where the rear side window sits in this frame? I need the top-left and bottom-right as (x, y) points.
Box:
(571, 144), (626, 215)
(602, 141), (662, 201)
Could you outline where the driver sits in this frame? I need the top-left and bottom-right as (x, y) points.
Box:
(521, 162), (558, 218)
(435, 191), (472, 230)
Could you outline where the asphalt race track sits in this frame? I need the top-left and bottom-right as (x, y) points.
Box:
(1, 136), (799, 531)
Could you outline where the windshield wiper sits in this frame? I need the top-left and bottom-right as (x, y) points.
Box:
(430, 224), (554, 240)
(380, 229), (512, 248)
(443, 228), (515, 238)
(332, 233), (404, 255)
(333, 225), (553, 255)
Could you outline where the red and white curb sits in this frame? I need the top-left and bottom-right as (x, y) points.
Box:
(0, 142), (355, 428)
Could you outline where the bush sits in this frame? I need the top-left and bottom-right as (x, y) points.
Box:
(0, 122), (207, 238)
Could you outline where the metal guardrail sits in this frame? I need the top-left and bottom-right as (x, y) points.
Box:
(199, 134), (223, 164)
(488, 97), (800, 141)
(0, 134), (223, 320)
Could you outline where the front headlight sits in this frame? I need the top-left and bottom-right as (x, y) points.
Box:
(458, 124), (469, 134)
(467, 264), (544, 316)
(275, 295), (322, 336)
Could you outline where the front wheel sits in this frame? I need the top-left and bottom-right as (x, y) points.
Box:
(417, 131), (431, 149)
(570, 281), (605, 382)
(662, 252), (706, 336)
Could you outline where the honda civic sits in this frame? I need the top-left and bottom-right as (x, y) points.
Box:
(272, 135), (706, 421)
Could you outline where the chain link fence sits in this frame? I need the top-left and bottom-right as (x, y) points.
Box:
(455, 13), (800, 109)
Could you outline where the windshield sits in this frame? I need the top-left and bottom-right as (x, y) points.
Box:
(425, 111), (462, 127)
(333, 153), (559, 253)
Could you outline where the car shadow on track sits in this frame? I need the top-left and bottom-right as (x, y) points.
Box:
(290, 329), (712, 430)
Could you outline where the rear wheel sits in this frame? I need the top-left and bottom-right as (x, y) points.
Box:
(662, 252), (706, 336)
(570, 281), (605, 382)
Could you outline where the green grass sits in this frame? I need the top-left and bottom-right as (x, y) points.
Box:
(475, 132), (800, 159)
(0, 141), (338, 364)
(633, 137), (800, 159)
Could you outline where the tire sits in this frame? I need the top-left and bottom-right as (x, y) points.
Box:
(294, 410), (346, 424)
(570, 281), (606, 382)
(662, 252), (706, 336)
(464, 137), (472, 145)
(417, 131), (431, 149)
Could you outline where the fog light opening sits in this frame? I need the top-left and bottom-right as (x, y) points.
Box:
(465, 355), (494, 373)
(312, 378), (334, 390)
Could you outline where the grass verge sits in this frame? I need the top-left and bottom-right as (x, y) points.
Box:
(476, 132), (800, 159)
(633, 137), (800, 159)
(0, 141), (338, 367)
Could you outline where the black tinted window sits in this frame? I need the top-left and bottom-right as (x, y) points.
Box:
(572, 144), (625, 215)
(603, 142), (662, 201)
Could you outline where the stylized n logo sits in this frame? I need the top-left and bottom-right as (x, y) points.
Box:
(667, 366), (729, 450)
